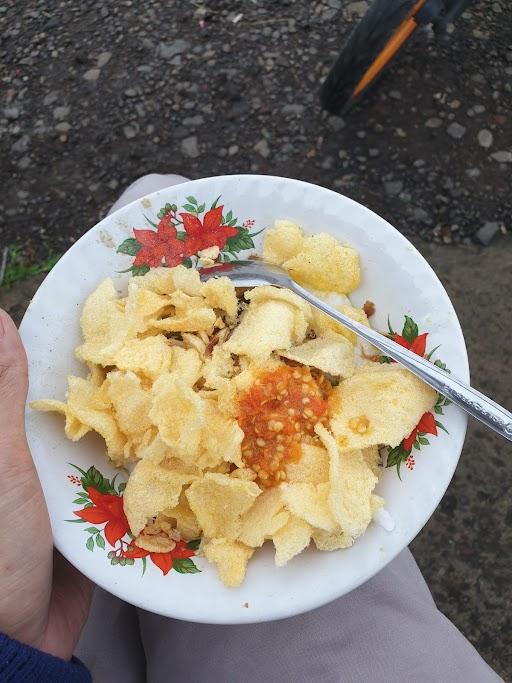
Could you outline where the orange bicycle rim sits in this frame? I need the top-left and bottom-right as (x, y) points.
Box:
(352, 0), (426, 98)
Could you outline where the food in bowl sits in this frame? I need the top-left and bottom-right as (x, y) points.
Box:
(32, 221), (437, 586)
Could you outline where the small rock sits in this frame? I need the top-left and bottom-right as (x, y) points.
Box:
(123, 124), (137, 139)
(368, 148), (379, 158)
(413, 159), (425, 167)
(84, 68), (100, 82)
(97, 51), (112, 68)
(55, 122), (71, 133)
(491, 150), (512, 163)
(412, 207), (432, 224)
(228, 145), (239, 156)
(425, 117), (442, 129)
(43, 91), (58, 106)
(389, 90), (401, 100)
(254, 138), (270, 158)
(281, 104), (305, 116)
(4, 106), (19, 120)
(476, 221), (500, 246)
(327, 115), (345, 131)
(473, 104), (486, 114)
(447, 122), (467, 139)
(18, 155), (31, 169)
(477, 129), (493, 149)
(465, 168), (481, 178)
(53, 105), (70, 120)
(124, 89), (137, 98)
(323, 7), (337, 19)
(384, 180), (403, 196)
(346, 1), (368, 15)
(182, 114), (204, 127)
(181, 136), (199, 158)
(11, 134), (30, 154)
(158, 40), (190, 60)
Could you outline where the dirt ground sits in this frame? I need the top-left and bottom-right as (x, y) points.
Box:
(1, 0), (512, 678)
(1, 0), (511, 259)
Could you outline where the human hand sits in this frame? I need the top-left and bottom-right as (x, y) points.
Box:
(0, 309), (92, 660)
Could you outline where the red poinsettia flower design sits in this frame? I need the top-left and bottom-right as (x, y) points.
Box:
(133, 214), (187, 268)
(402, 411), (438, 452)
(74, 487), (129, 547)
(122, 540), (196, 576)
(180, 205), (238, 253)
(393, 332), (428, 357)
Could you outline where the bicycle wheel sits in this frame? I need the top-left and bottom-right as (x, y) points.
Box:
(320, 0), (427, 115)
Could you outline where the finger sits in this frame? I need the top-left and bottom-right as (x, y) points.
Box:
(0, 308), (30, 472)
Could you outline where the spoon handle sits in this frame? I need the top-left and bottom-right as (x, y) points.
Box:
(292, 283), (512, 442)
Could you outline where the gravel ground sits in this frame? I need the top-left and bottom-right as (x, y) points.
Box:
(1, 0), (512, 678)
(1, 0), (511, 260)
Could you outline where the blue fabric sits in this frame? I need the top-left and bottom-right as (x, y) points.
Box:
(0, 633), (91, 682)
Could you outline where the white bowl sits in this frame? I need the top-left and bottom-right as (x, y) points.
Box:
(20, 175), (468, 624)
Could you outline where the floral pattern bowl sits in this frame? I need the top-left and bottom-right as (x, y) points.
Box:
(20, 175), (468, 624)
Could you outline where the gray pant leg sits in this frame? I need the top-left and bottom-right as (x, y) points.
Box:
(137, 549), (500, 683)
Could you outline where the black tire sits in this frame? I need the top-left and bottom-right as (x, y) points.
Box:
(320, 0), (420, 115)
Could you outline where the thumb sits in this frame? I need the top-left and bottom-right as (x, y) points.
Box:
(0, 309), (30, 471)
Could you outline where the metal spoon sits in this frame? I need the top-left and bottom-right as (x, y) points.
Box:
(199, 260), (512, 442)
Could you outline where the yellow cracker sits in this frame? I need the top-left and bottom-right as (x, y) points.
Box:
(312, 528), (353, 551)
(316, 424), (377, 539)
(104, 370), (152, 440)
(149, 375), (205, 463)
(311, 301), (369, 346)
(279, 333), (355, 378)
(76, 278), (131, 366)
(262, 219), (305, 265)
(201, 400), (244, 469)
(66, 376), (127, 464)
(286, 443), (330, 485)
(280, 482), (337, 532)
(203, 276), (238, 319)
(239, 487), (289, 547)
(202, 538), (254, 588)
(30, 398), (91, 441)
(186, 473), (261, 540)
(329, 364), (437, 450)
(123, 458), (198, 536)
(114, 336), (173, 381)
(224, 300), (306, 361)
(163, 492), (202, 540)
(283, 233), (360, 294)
(272, 516), (312, 567)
